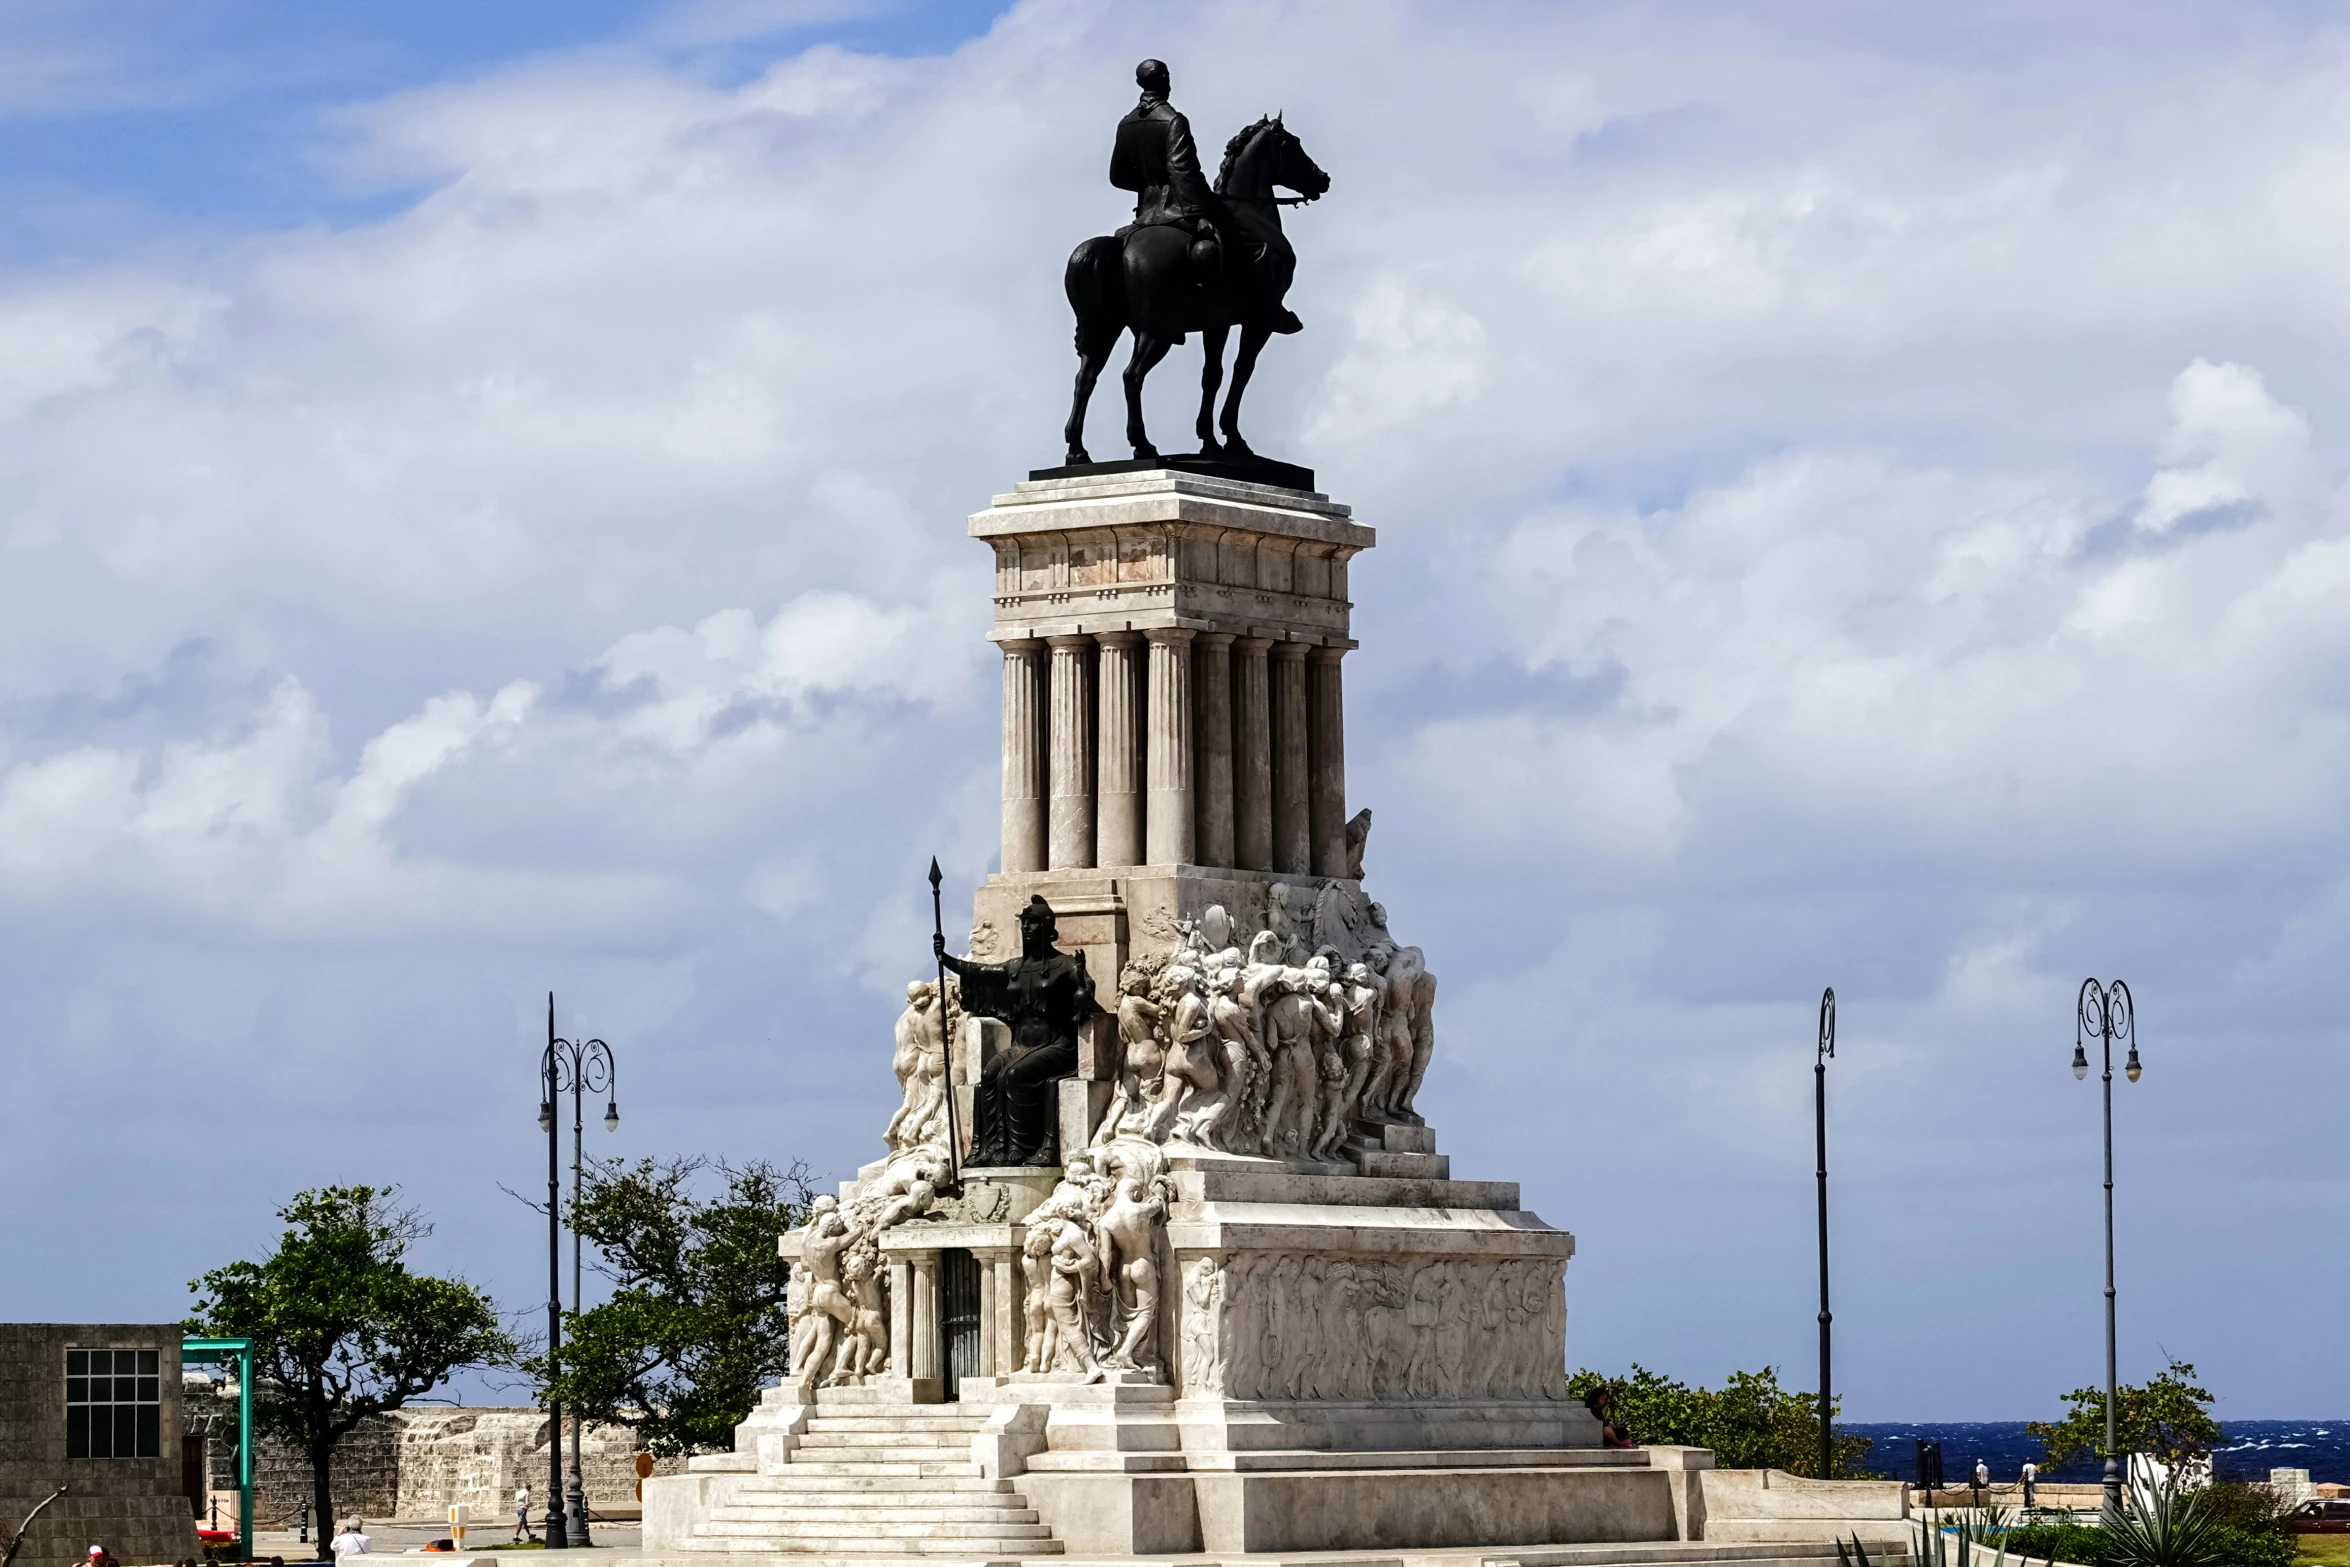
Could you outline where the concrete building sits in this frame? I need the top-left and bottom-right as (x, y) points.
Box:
(0, 1325), (201, 1567)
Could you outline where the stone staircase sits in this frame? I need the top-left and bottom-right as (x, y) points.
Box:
(685, 1403), (1062, 1558)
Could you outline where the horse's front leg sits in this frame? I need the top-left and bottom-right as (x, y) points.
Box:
(1219, 322), (1275, 457)
(1065, 331), (1117, 465)
(1123, 331), (1174, 460)
(1196, 324), (1229, 456)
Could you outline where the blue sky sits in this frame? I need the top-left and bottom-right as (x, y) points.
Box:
(0, 1), (1007, 258)
(1, 0), (2346, 1428)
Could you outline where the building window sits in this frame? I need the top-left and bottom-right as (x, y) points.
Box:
(67, 1348), (161, 1459)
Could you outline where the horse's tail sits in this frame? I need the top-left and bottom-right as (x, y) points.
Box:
(1066, 236), (1124, 355)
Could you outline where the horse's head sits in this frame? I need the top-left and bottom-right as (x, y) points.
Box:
(1264, 114), (1331, 201)
(1217, 114), (1332, 202)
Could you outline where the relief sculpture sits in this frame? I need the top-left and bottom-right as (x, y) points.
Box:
(1197, 1252), (1570, 1404)
(782, 1146), (953, 1393)
(1099, 879), (1441, 1163)
(1016, 1141), (1173, 1382)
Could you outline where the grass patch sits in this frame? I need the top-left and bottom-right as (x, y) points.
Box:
(2294, 1539), (2350, 1567)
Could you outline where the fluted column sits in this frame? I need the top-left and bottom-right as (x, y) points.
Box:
(1047, 634), (1095, 870)
(1270, 641), (1311, 874)
(1095, 632), (1144, 869)
(1193, 632), (1236, 869)
(999, 639), (1047, 873)
(1308, 645), (1349, 877)
(907, 1250), (942, 1381)
(1232, 636), (1273, 872)
(1146, 627), (1196, 865)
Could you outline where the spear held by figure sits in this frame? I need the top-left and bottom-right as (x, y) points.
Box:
(928, 858), (964, 1194)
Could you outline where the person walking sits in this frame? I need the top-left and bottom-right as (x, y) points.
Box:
(1973, 1459), (1989, 1509)
(513, 1484), (533, 1544)
(328, 1519), (369, 1563)
(2022, 1460), (2039, 1510)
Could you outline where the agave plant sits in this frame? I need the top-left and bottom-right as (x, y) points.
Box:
(1914, 1504), (2014, 1567)
(2104, 1471), (2223, 1567)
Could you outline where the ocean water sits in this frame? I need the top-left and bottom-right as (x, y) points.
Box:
(1846, 1421), (2350, 1486)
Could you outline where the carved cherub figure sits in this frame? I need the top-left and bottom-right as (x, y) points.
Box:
(832, 1247), (889, 1381)
(1044, 1208), (1105, 1379)
(1152, 966), (1224, 1145)
(1264, 883), (1303, 962)
(1313, 959), (1383, 1159)
(1364, 902), (1438, 1117)
(1343, 806), (1372, 878)
(884, 979), (948, 1154)
(789, 1201), (855, 1390)
(1207, 965), (1263, 1153)
(1260, 958), (1341, 1158)
(1019, 1224), (1058, 1372)
(1094, 964), (1166, 1146)
(1180, 1258), (1223, 1394)
(1095, 1171), (1168, 1371)
(869, 1150), (947, 1230)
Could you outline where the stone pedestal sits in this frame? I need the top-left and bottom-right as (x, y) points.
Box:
(644, 467), (1710, 1566)
(965, 469), (1371, 979)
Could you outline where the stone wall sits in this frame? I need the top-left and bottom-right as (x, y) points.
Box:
(0, 1324), (202, 1567)
(228, 1410), (675, 1525)
(249, 1409), (399, 1524)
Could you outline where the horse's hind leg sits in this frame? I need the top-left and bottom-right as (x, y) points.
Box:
(1122, 331), (1174, 460)
(1219, 322), (1275, 456)
(1065, 329), (1117, 465)
(1196, 324), (1229, 456)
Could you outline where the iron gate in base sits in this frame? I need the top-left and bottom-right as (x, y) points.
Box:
(939, 1248), (981, 1400)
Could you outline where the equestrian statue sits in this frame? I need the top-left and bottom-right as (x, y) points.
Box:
(1062, 59), (1330, 468)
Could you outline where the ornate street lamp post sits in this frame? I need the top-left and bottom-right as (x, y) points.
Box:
(1815, 986), (1836, 1481)
(539, 995), (618, 1550)
(2073, 978), (2139, 1522)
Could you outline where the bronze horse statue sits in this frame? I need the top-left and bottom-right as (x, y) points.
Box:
(1062, 115), (1330, 465)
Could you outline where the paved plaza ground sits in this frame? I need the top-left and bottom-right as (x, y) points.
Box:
(248, 1522), (643, 1560)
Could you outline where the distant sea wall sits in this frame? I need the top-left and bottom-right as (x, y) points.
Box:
(202, 1408), (685, 1524)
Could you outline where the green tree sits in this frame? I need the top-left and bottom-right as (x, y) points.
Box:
(2026, 1358), (2224, 1471)
(188, 1187), (513, 1557)
(524, 1156), (810, 1456)
(1567, 1363), (1874, 1477)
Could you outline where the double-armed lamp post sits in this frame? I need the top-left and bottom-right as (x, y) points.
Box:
(2073, 977), (2139, 1523)
(539, 995), (618, 1550)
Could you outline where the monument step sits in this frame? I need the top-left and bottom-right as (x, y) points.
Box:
(803, 1414), (992, 1433)
(697, 1520), (1056, 1542)
(713, 1505), (1040, 1525)
(680, 1535), (1062, 1558)
(689, 1536), (1060, 1557)
(810, 1386), (958, 1407)
(1348, 1120), (1437, 1155)
(798, 1426), (983, 1443)
(1349, 1147), (1452, 1178)
(761, 1460), (987, 1477)
(733, 1475), (1016, 1495)
(791, 1443), (994, 1463)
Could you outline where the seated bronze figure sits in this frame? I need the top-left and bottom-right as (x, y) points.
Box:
(934, 895), (1096, 1166)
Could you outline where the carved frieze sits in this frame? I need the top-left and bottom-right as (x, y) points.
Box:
(1182, 1252), (1572, 1404)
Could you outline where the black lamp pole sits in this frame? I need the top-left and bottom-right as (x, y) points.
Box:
(2073, 978), (2139, 1523)
(1815, 986), (1835, 1481)
(539, 995), (618, 1550)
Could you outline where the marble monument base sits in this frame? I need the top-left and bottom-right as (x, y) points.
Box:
(652, 1128), (1659, 1560)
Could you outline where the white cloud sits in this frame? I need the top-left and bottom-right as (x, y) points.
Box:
(5, 0), (2350, 1420)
